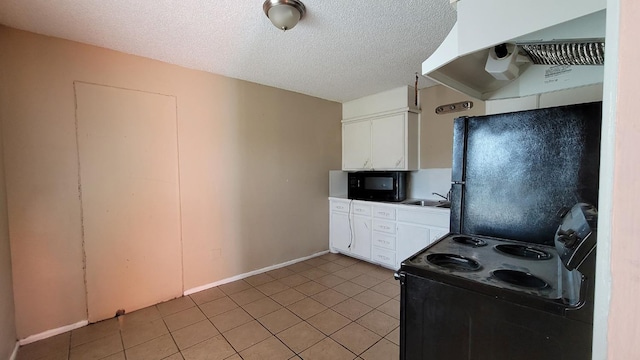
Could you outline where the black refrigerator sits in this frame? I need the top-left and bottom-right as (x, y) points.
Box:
(396, 101), (602, 360)
(449, 101), (602, 244)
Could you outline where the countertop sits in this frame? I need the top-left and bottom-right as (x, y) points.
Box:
(328, 196), (451, 211)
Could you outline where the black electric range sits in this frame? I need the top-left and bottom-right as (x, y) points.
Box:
(396, 203), (597, 360)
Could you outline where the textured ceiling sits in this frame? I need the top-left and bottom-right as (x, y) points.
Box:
(0, 0), (457, 102)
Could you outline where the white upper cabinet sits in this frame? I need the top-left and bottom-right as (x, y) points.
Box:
(371, 113), (406, 169)
(342, 86), (420, 171)
(342, 112), (419, 170)
(342, 120), (372, 169)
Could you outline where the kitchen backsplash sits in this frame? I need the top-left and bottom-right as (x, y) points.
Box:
(329, 170), (348, 197)
(328, 168), (452, 200)
(408, 168), (452, 200)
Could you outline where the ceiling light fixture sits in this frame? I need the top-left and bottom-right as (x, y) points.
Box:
(263, 0), (306, 31)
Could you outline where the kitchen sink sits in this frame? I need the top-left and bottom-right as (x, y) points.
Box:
(403, 200), (451, 208)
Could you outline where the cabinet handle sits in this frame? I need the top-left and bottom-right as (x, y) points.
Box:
(395, 158), (403, 167)
(356, 208), (364, 212)
(364, 158), (370, 168)
(336, 206), (344, 210)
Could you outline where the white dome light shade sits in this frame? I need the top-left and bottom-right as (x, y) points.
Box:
(268, 5), (300, 30)
(263, 0), (306, 31)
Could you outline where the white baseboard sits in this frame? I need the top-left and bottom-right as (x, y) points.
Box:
(184, 250), (329, 296)
(9, 341), (18, 360)
(18, 320), (88, 346)
(16, 250), (330, 346)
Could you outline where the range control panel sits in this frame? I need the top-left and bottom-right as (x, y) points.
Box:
(555, 203), (598, 271)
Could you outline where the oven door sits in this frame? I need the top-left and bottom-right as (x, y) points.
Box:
(397, 271), (592, 360)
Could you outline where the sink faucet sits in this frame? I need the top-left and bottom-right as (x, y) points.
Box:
(433, 191), (451, 202)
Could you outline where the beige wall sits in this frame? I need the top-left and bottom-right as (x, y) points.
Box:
(0, 108), (17, 360)
(419, 85), (485, 168)
(0, 26), (341, 339)
(607, 0), (640, 357)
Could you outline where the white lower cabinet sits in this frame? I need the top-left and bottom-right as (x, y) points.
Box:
(371, 207), (397, 268)
(430, 227), (448, 242)
(395, 208), (450, 268)
(372, 232), (396, 250)
(329, 198), (450, 269)
(351, 215), (372, 259)
(396, 224), (430, 268)
(330, 211), (351, 253)
(329, 199), (372, 261)
(371, 247), (396, 268)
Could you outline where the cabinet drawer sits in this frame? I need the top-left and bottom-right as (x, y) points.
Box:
(372, 219), (396, 234)
(331, 200), (350, 213)
(373, 206), (396, 220)
(352, 203), (372, 216)
(372, 247), (396, 268)
(372, 233), (396, 250)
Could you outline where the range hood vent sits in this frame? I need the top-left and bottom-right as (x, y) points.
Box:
(519, 40), (605, 66)
(422, 0), (606, 101)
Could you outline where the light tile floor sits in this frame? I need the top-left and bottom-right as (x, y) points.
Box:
(16, 253), (400, 360)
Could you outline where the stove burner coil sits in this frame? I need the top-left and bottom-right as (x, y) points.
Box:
(494, 244), (552, 260)
(492, 269), (549, 289)
(452, 235), (487, 247)
(426, 253), (481, 272)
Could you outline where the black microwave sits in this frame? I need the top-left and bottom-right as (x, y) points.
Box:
(348, 171), (408, 202)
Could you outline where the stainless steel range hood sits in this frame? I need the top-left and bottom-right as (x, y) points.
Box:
(422, 0), (606, 101)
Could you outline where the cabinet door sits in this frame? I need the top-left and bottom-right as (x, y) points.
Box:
(330, 211), (351, 253)
(343, 120), (371, 170)
(429, 227), (449, 243)
(352, 215), (372, 259)
(397, 224), (430, 267)
(371, 113), (405, 169)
